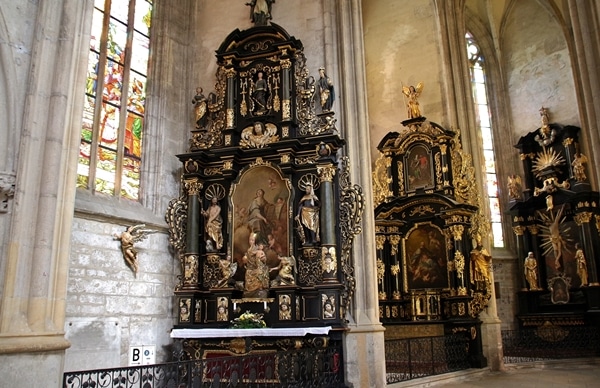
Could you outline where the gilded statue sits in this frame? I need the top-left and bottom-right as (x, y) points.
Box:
(507, 174), (523, 201)
(548, 206), (564, 270)
(572, 153), (588, 182)
(216, 256), (237, 288)
(271, 256), (296, 286)
(242, 232), (270, 298)
(402, 82), (424, 119)
(114, 224), (155, 273)
(317, 67), (335, 112)
(524, 252), (541, 291)
(192, 87), (208, 129)
(202, 196), (224, 251)
(295, 183), (320, 244)
(535, 107), (556, 146)
(470, 236), (492, 291)
(575, 243), (588, 286)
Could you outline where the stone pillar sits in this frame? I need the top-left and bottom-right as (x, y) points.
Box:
(334, 0), (386, 387)
(435, 0), (504, 371)
(567, 0), (600, 188)
(0, 0), (92, 386)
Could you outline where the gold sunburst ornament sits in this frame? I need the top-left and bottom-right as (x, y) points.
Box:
(532, 148), (565, 179)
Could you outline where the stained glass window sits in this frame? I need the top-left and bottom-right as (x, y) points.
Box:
(77, 0), (153, 200)
(466, 32), (504, 248)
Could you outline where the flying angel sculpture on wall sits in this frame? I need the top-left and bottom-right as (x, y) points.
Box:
(114, 224), (156, 274)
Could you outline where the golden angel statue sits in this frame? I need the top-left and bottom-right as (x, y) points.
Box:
(402, 82), (424, 119)
(114, 224), (155, 273)
(572, 153), (588, 182)
(507, 174), (523, 201)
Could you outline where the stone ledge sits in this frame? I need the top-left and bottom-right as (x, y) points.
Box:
(0, 333), (71, 354)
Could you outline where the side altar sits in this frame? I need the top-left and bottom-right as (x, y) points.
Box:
(372, 106), (492, 367)
(165, 16), (363, 380)
(509, 108), (600, 330)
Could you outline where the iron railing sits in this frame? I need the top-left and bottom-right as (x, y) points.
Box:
(63, 346), (345, 388)
(385, 334), (470, 384)
(502, 326), (600, 364)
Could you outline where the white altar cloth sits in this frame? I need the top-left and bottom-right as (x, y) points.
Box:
(171, 326), (332, 338)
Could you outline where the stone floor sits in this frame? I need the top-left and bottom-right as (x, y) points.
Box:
(389, 359), (600, 388)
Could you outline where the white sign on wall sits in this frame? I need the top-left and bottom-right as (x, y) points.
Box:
(128, 345), (156, 366)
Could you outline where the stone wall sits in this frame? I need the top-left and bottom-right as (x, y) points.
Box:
(65, 218), (176, 371)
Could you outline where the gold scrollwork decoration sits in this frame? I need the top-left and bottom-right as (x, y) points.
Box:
(184, 177), (202, 196)
(449, 224), (464, 241)
(409, 205), (435, 217)
(513, 225), (526, 236)
(574, 212), (592, 225)
(375, 235), (387, 250)
(389, 235), (401, 256)
(317, 164), (336, 182)
(372, 154), (393, 207)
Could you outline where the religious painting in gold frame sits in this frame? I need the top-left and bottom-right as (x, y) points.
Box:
(406, 144), (434, 192)
(231, 163), (291, 269)
(403, 223), (448, 291)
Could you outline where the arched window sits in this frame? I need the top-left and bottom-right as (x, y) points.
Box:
(465, 31), (504, 248)
(77, 0), (153, 200)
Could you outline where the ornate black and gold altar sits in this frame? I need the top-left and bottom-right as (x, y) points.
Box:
(509, 108), (600, 329)
(372, 116), (490, 368)
(165, 20), (362, 382)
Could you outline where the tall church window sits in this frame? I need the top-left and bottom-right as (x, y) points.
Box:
(466, 31), (504, 248)
(77, 0), (153, 200)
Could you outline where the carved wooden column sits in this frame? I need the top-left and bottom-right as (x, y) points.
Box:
(513, 225), (528, 290)
(389, 234), (402, 300)
(520, 153), (535, 200)
(181, 177), (202, 291)
(280, 57), (292, 122)
(375, 235), (386, 300)
(449, 224), (466, 295)
(225, 67), (237, 131)
(575, 211), (599, 286)
(318, 163), (337, 282)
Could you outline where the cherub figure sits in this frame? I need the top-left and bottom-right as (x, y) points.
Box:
(402, 82), (424, 119)
(114, 224), (155, 273)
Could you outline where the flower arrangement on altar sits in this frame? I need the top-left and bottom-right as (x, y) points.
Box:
(230, 311), (267, 329)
